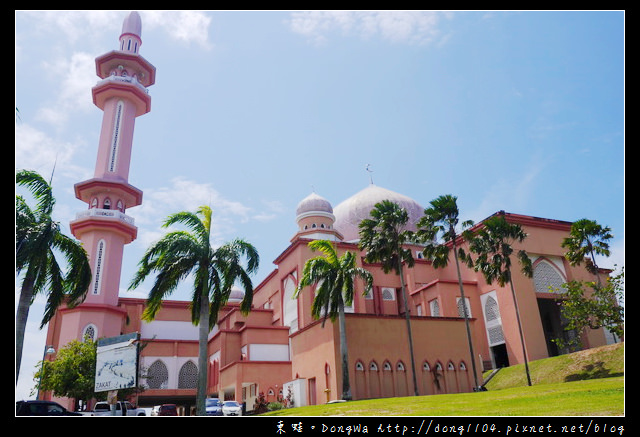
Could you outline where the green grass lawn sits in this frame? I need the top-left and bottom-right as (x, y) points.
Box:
(263, 377), (623, 416)
(263, 343), (624, 417)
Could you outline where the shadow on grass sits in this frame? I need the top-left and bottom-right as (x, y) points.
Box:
(564, 361), (624, 382)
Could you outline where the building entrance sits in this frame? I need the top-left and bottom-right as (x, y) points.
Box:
(491, 343), (509, 368)
(537, 297), (578, 356)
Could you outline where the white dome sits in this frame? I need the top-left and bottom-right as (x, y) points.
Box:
(296, 192), (333, 217)
(228, 287), (244, 303)
(296, 193), (333, 220)
(333, 184), (424, 242)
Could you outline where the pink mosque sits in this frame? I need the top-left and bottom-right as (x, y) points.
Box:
(41, 12), (618, 414)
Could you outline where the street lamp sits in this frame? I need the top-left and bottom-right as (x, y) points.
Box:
(36, 345), (55, 399)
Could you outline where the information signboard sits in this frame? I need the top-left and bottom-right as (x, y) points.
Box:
(95, 332), (139, 393)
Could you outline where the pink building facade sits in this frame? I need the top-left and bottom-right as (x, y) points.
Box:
(42, 12), (617, 414)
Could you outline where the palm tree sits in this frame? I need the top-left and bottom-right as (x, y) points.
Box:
(358, 200), (419, 396)
(295, 240), (372, 401)
(15, 169), (92, 384)
(128, 206), (259, 416)
(561, 218), (613, 287)
(416, 194), (480, 390)
(463, 213), (533, 386)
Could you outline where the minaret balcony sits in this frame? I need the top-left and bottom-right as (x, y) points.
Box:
(97, 74), (149, 94)
(75, 208), (135, 225)
(92, 79), (151, 116)
(70, 208), (138, 243)
(95, 50), (156, 87)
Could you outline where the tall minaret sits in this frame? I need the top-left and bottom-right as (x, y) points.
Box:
(63, 11), (155, 344)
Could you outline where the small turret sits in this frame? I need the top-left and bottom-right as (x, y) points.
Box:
(119, 11), (142, 54)
(293, 192), (343, 241)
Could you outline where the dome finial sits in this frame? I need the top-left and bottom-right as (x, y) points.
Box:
(366, 164), (374, 185)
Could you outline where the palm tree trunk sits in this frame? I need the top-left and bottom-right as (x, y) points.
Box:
(453, 242), (479, 390)
(398, 260), (419, 396)
(589, 246), (603, 288)
(507, 268), (532, 386)
(337, 305), (352, 401)
(16, 277), (35, 384)
(196, 287), (210, 416)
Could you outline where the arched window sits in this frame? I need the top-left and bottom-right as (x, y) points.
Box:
(533, 258), (566, 293)
(457, 297), (472, 318)
(178, 361), (198, 389)
(103, 198), (111, 210)
(396, 361), (405, 371)
(381, 288), (396, 301)
(483, 293), (505, 347)
(283, 275), (298, 333)
(82, 324), (97, 342)
(429, 299), (440, 317)
(383, 361), (392, 371)
(147, 360), (169, 389)
(355, 361), (364, 371)
(485, 296), (500, 322)
(369, 361), (378, 371)
(91, 198), (98, 209)
(422, 362), (430, 371)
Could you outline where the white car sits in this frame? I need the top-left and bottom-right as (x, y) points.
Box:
(221, 401), (242, 416)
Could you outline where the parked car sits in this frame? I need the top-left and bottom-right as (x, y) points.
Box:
(91, 401), (146, 416)
(16, 400), (82, 416)
(221, 401), (243, 416)
(158, 404), (178, 416)
(205, 398), (222, 416)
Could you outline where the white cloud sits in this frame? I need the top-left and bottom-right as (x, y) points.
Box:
(253, 200), (286, 222)
(21, 10), (121, 44)
(134, 177), (280, 248)
(466, 158), (543, 224)
(140, 10), (213, 49)
(131, 177), (287, 254)
(37, 52), (97, 126)
(19, 10), (212, 49)
(15, 123), (90, 183)
(287, 10), (453, 46)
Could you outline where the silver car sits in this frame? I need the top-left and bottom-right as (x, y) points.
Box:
(206, 398), (222, 416)
(221, 401), (242, 416)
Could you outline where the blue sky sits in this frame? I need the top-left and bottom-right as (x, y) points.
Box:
(15, 10), (624, 401)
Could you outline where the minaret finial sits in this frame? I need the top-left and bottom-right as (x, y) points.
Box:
(120, 11), (142, 53)
(121, 11), (142, 37)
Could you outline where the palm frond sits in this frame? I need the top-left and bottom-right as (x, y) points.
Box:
(16, 170), (55, 217)
(52, 232), (92, 306)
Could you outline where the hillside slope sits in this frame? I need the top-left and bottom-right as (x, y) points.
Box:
(484, 342), (624, 390)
